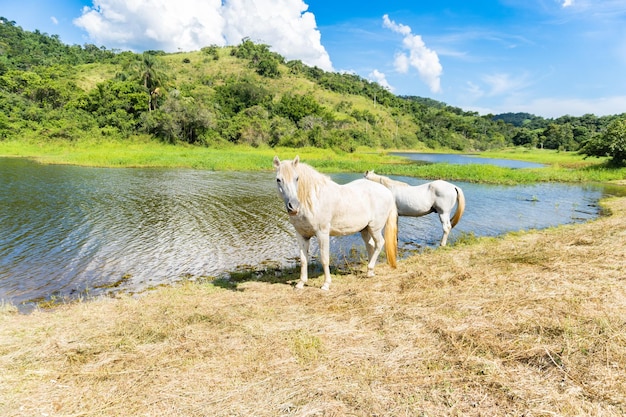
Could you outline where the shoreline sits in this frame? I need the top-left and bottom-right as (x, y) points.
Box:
(2, 141), (625, 184)
(2, 195), (625, 415)
(2, 145), (625, 313)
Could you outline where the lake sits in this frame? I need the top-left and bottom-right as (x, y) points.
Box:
(391, 152), (545, 168)
(0, 157), (611, 311)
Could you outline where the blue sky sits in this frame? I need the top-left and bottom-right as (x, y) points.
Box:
(1, 0), (626, 118)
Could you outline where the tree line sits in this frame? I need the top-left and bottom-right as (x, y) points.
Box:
(1, 17), (625, 165)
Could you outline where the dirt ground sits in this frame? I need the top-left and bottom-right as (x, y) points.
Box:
(1, 196), (625, 417)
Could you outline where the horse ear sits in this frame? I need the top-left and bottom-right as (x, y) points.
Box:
(273, 156), (280, 169)
(293, 155), (300, 166)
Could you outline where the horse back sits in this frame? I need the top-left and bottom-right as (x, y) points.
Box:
(342, 179), (395, 211)
(324, 179), (395, 234)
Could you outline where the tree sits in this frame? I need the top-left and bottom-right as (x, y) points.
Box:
(214, 79), (272, 116)
(579, 118), (626, 166)
(140, 95), (214, 144)
(275, 93), (323, 124)
(541, 123), (576, 151)
(82, 80), (146, 133)
(512, 128), (538, 147)
(255, 57), (280, 78)
(127, 53), (168, 111)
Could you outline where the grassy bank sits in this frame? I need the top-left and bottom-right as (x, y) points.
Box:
(2, 195), (625, 416)
(2, 139), (626, 184)
(0, 139), (409, 177)
(2, 140), (626, 415)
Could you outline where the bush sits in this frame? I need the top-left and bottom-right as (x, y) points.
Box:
(579, 118), (626, 166)
(275, 93), (323, 124)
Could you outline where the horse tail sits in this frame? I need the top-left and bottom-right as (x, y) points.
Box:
(450, 186), (466, 229)
(384, 204), (398, 268)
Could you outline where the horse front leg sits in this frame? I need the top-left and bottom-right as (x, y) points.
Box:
(316, 231), (332, 290)
(295, 234), (310, 289)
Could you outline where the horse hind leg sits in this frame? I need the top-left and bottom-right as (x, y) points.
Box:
(360, 229), (376, 263)
(363, 228), (384, 277)
(439, 213), (452, 246)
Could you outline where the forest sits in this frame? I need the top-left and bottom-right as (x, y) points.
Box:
(1, 16), (625, 164)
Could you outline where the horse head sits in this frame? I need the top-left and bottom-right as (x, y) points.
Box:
(364, 170), (375, 179)
(273, 155), (301, 216)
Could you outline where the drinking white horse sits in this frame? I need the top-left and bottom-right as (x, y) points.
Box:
(274, 156), (397, 290)
(364, 170), (465, 246)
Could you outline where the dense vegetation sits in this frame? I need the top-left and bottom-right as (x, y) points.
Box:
(1, 16), (626, 164)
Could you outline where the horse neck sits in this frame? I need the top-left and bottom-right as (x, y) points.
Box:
(297, 163), (331, 212)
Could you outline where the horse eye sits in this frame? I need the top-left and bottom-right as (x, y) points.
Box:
(276, 178), (281, 183)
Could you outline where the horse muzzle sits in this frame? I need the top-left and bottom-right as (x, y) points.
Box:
(286, 201), (300, 215)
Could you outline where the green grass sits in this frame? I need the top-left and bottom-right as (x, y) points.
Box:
(0, 138), (403, 170)
(479, 147), (606, 167)
(371, 161), (626, 184)
(1, 139), (625, 184)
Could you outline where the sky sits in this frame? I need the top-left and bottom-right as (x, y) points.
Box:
(1, 0), (626, 118)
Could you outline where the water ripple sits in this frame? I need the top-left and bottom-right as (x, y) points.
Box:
(0, 159), (606, 309)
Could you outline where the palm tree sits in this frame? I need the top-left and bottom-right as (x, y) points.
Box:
(128, 53), (168, 111)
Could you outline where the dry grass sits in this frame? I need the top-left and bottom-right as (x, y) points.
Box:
(2, 197), (626, 417)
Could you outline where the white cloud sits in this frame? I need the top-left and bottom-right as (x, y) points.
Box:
(393, 53), (410, 74)
(510, 95), (626, 118)
(382, 14), (442, 94)
(481, 72), (531, 96)
(466, 95), (626, 118)
(465, 81), (484, 98)
(51, 16), (58, 25)
(561, 0), (573, 7)
(73, 0), (333, 71)
(381, 15), (411, 36)
(368, 70), (394, 92)
(74, 0), (226, 49)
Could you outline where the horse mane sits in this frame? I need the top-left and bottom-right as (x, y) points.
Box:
(295, 162), (332, 211)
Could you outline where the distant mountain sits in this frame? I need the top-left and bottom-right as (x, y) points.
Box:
(492, 112), (545, 127)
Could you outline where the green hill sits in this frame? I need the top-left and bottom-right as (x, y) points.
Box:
(0, 17), (622, 152)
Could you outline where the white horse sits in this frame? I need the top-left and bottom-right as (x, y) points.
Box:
(274, 156), (397, 290)
(364, 170), (465, 246)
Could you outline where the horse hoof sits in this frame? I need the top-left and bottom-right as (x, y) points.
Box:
(321, 284), (330, 291)
(295, 282), (305, 290)
(367, 270), (375, 278)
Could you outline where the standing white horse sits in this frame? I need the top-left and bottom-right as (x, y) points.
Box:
(364, 170), (465, 246)
(274, 156), (397, 290)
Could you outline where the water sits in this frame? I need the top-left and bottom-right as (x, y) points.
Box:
(0, 158), (295, 308)
(389, 176), (603, 248)
(0, 157), (611, 310)
(330, 173), (605, 251)
(391, 152), (545, 168)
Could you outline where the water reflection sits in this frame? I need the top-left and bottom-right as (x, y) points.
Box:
(330, 173), (603, 252)
(0, 159), (295, 308)
(0, 158), (609, 309)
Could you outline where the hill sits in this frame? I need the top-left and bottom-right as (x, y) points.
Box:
(0, 17), (623, 152)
